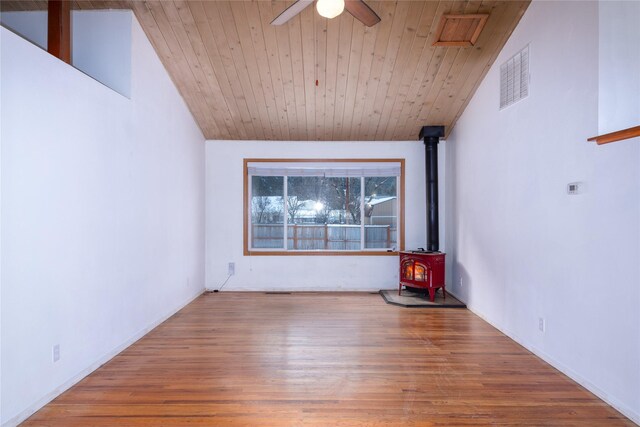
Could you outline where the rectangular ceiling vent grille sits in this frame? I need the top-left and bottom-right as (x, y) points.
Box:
(500, 45), (529, 109)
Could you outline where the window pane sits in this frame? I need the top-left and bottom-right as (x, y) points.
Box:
(326, 177), (361, 250)
(364, 177), (397, 249)
(287, 176), (326, 250)
(286, 177), (361, 250)
(251, 176), (284, 249)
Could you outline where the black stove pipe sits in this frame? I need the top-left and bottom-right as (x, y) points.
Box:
(419, 126), (445, 252)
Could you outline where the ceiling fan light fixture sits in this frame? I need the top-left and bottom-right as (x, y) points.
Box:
(316, 0), (345, 19)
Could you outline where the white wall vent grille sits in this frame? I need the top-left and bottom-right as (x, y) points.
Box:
(500, 45), (529, 109)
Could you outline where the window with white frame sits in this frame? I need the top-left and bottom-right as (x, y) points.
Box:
(244, 159), (404, 255)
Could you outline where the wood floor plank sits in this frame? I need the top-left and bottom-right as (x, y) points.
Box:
(23, 293), (632, 426)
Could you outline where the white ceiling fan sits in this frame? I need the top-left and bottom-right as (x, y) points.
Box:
(271, 0), (381, 27)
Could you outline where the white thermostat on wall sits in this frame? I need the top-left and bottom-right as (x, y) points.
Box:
(567, 182), (583, 195)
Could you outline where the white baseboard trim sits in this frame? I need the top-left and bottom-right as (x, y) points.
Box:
(205, 286), (390, 292)
(2, 288), (205, 427)
(466, 305), (639, 426)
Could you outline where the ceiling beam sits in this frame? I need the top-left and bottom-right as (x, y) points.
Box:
(47, 0), (71, 63)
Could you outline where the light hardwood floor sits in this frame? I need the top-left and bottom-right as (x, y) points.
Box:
(24, 292), (632, 426)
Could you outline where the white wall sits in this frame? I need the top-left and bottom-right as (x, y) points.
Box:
(71, 11), (132, 97)
(1, 11), (133, 97)
(598, 1), (640, 134)
(0, 11), (47, 49)
(206, 140), (430, 291)
(445, 0), (639, 423)
(0, 11), (205, 426)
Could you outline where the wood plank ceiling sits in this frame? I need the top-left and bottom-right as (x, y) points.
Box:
(2, 0), (530, 140)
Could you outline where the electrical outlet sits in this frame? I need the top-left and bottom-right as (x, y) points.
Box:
(538, 317), (545, 333)
(228, 262), (235, 276)
(52, 344), (60, 362)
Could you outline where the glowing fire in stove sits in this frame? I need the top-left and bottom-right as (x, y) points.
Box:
(403, 261), (427, 282)
(404, 264), (413, 280)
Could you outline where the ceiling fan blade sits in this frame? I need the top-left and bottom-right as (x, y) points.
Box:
(344, 0), (381, 27)
(271, 0), (314, 25)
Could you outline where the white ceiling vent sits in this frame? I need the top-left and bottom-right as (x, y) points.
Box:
(500, 45), (529, 109)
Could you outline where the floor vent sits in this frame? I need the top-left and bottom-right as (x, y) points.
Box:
(265, 292), (292, 295)
(500, 45), (529, 109)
